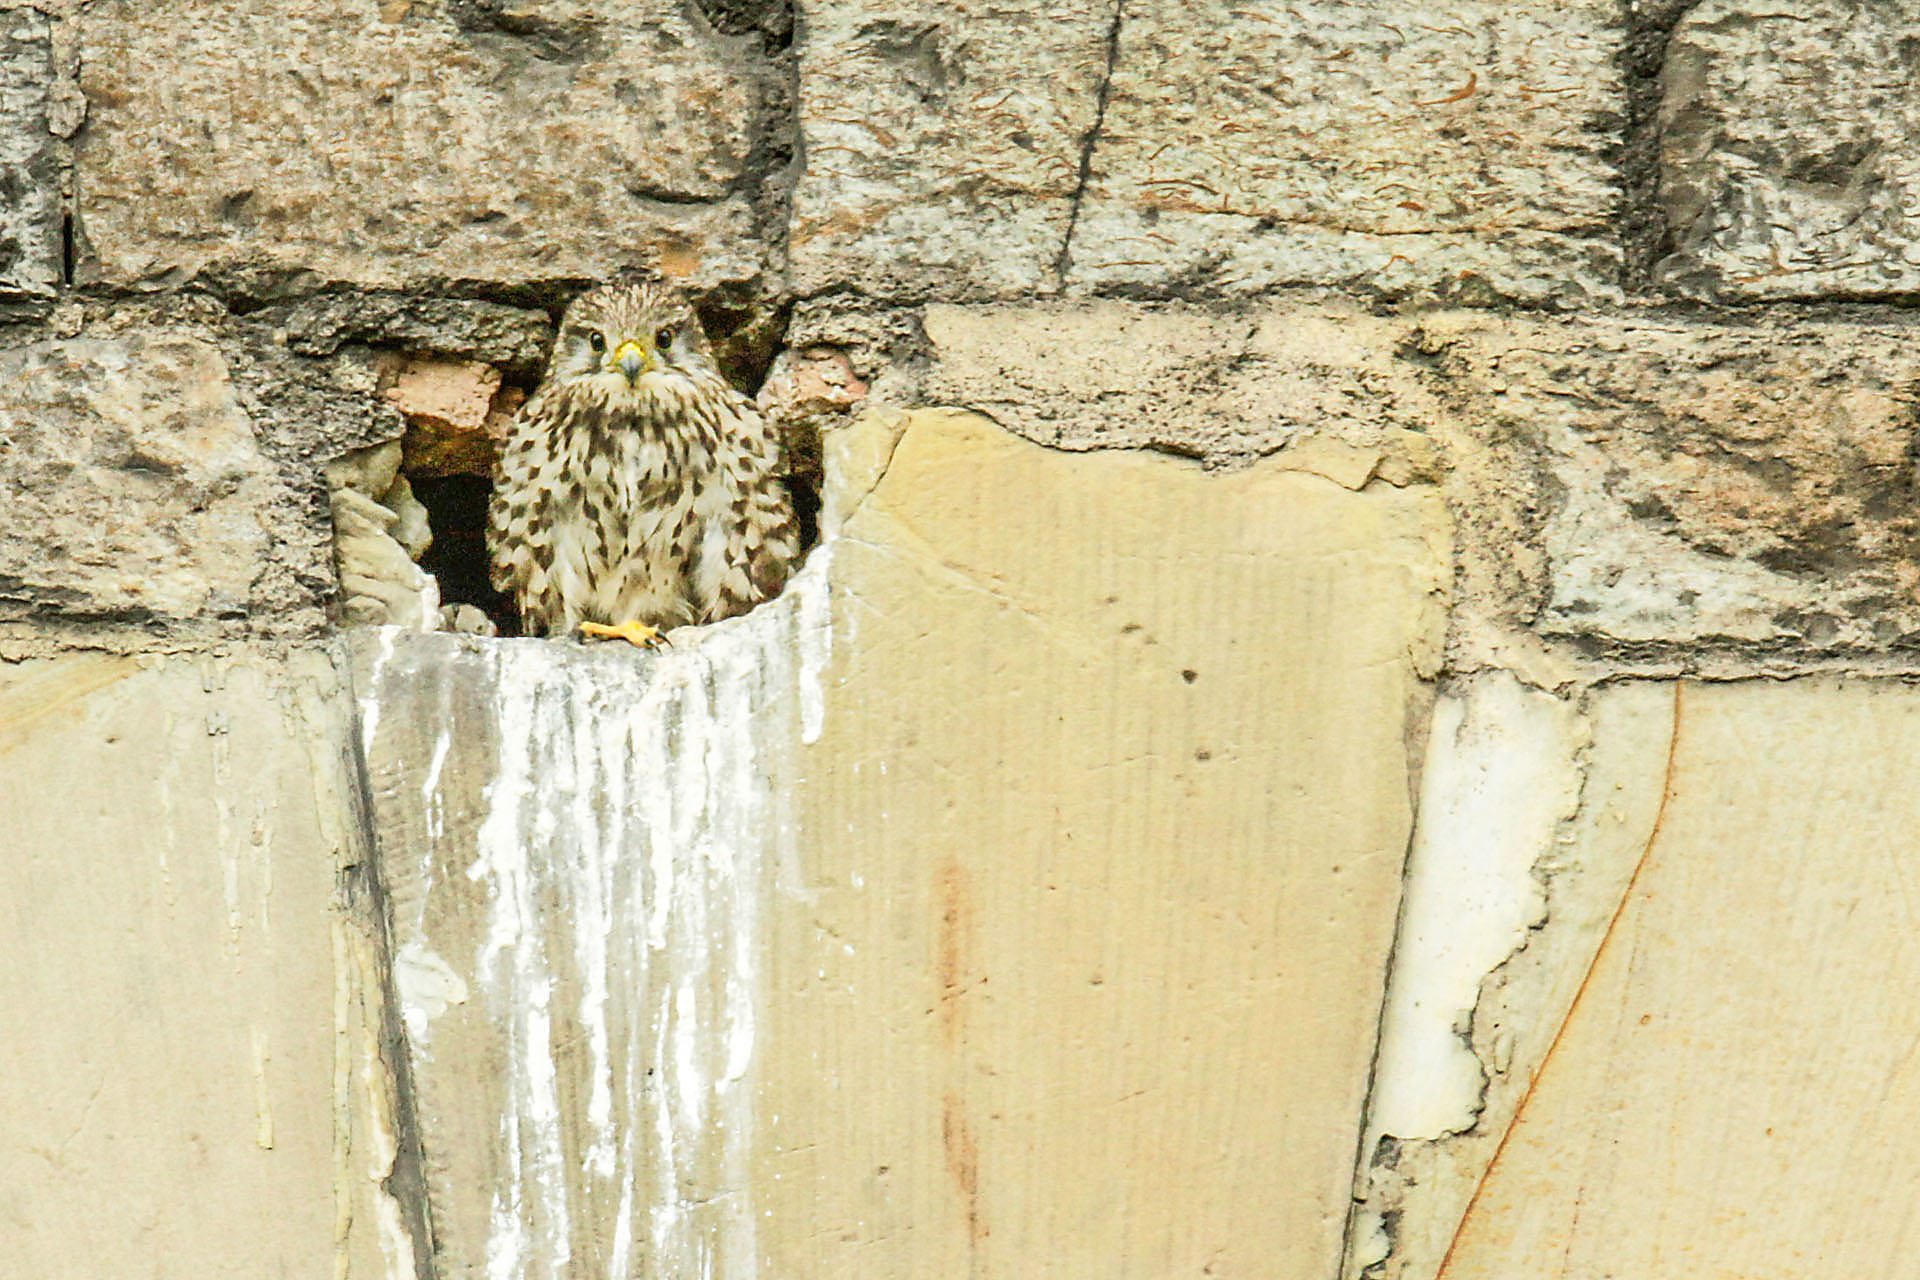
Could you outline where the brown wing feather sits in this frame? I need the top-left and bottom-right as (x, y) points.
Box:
(488, 391), (566, 633)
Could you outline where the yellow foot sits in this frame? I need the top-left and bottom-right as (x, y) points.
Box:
(579, 620), (669, 649)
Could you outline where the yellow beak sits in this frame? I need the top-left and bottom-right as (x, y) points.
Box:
(611, 340), (648, 383)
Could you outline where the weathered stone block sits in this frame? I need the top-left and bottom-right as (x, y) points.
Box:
(919, 299), (1429, 466)
(75, 0), (777, 294)
(790, 0), (1113, 299)
(1067, 0), (1626, 303)
(1427, 312), (1920, 652)
(0, 329), (285, 632)
(1660, 0), (1920, 301)
(0, 8), (60, 302)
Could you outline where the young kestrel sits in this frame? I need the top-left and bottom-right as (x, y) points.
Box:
(487, 282), (800, 647)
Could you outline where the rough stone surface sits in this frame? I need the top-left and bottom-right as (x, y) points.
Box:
(1065, 0), (1625, 303)
(0, 8), (59, 304)
(789, 0), (1112, 299)
(264, 292), (554, 376)
(0, 329), (285, 640)
(919, 299), (1435, 469)
(1423, 311), (1920, 656)
(75, 0), (781, 295)
(0, 647), (420, 1279)
(1659, 0), (1920, 301)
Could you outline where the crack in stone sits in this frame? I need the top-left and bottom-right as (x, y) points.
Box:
(1053, 0), (1126, 290)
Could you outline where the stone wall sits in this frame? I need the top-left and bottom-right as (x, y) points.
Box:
(5, 3), (1920, 1278)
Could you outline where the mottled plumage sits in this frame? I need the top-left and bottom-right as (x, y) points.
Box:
(488, 282), (799, 640)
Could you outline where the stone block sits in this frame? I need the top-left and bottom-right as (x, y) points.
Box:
(385, 355), (513, 477)
(0, 328), (286, 635)
(0, 7), (60, 302)
(0, 648), (418, 1278)
(75, 0), (778, 294)
(764, 410), (1447, 1278)
(919, 299), (1430, 467)
(1659, 0), (1920, 301)
(790, 0), (1114, 299)
(1439, 679), (1920, 1278)
(1426, 311), (1920, 652)
(1067, 0), (1626, 303)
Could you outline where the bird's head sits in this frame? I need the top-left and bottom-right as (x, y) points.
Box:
(547, 281), (718, 401)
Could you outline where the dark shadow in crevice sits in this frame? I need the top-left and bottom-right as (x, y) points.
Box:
(411, 474), (520, 636)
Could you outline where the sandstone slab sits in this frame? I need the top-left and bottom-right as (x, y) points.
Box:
(1659, 0), (1920, 301)
(0, 648), (418, 1278)
(75, 0), (777, 294)
(0, 329), (286, 638)
(763, 410), (1448, 1278)
(0, 7), (59, 303)
(1067, 0), (1625, 303)
(1440, 679), (1920, 1278)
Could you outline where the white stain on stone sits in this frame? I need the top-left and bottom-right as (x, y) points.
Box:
(379, 553), (835, 1280)
(393, 940), (470, 1045)
(1366, 671), (1583, 1142)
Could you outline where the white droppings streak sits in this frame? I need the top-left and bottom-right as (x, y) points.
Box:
(392, 555), (835, 1279)
(794, 545), (834, 745)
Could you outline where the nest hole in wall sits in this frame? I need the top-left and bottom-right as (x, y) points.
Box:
(329, 298), (826, 640)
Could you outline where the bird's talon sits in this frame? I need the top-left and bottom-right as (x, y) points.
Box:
(580, 620), (666, 649)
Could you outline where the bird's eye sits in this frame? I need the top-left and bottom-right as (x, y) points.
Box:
(588, 332), (605, 353)
(655, 326), (676, 351)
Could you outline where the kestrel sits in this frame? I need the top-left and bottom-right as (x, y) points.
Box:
(488, 282), (800, 647)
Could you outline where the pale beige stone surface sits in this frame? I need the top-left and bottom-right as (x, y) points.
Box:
(761, 410), (1448, 1277)
(1437, 678), (1920, 1278)
(0, 647), (415, 1278)
(1660, 0), (1920, 302)
(75, 0), (777, 293)
(1068, 0), (1626, 303)
(0, 329), (285, 635)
